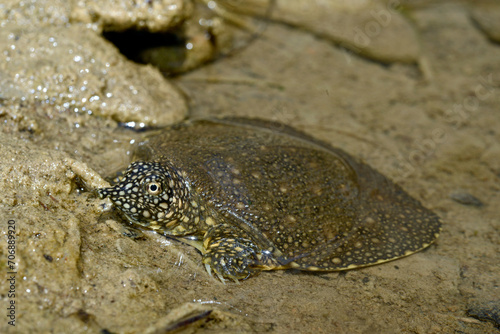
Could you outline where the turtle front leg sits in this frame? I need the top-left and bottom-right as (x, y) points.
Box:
(202, 224), (261, 282)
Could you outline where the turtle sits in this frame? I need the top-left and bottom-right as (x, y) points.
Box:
(97, 117), (441, 282)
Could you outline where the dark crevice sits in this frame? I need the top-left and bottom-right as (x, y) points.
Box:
(103, 29), (189, 74)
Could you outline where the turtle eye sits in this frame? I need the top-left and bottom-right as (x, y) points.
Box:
(146, 181), (162, 195)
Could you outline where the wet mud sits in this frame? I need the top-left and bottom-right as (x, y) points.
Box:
(0, 1), (499, 333)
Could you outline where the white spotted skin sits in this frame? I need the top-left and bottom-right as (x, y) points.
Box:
(98, 118), (442, 280)
(98, 160), (202, 236)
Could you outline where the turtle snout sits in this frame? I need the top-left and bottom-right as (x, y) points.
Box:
(97, 187), (121, 200)
(97, 188), (110, 199)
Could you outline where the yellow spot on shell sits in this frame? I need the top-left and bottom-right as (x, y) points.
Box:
(251, 171), (260, 179)
(173, 225), (186, 233)
(206, 217), (216, 226)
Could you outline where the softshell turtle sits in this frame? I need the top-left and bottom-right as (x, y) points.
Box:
(98, 118), (441, 282)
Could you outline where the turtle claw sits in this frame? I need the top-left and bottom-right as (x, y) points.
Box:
(204, 263), (227, 284)
(202, 224), (261, 282)
(202, 239), (258, 282)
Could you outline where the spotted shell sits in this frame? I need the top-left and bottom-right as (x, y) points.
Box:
(107, 117), (441, 272)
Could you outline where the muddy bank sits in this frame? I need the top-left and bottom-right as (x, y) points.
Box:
(0, 1), (499, 333)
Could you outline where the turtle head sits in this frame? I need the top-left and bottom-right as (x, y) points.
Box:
(98, 161), (192, 230)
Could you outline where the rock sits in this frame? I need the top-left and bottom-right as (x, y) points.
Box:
(467, 300), (500, 329)
(470, 2), (500, 43)
(70, 0), (191, 33)
(449, 191), (484, 207)
(271, 0), (420, 64)
(0, 24), (187, 127)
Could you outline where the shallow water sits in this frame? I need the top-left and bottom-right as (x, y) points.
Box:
(0, 1), (499, 333)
